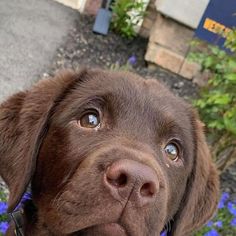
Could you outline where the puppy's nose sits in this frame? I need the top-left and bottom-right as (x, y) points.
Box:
(104, 159), (159, 207)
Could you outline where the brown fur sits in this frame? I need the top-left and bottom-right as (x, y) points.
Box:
(0, 69), (219, 236)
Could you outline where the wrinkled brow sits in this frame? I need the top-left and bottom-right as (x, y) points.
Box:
(155, 109), (191, 143)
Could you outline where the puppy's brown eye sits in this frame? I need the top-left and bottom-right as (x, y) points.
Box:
(79, 112), (100, 129)
(164, 143), (179, 161)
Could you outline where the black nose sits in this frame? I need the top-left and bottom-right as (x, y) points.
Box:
(104, 159), (159, 207)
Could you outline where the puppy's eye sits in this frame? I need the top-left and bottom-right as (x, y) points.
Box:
(164, 143), (179, 161)
(79, 111), (100, 129)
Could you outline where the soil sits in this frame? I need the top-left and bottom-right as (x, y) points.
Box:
(48, 15), (198, 100)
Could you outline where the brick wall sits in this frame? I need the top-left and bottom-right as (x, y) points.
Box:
(84, 0), (102, 15)
(139, 0), (156, 38)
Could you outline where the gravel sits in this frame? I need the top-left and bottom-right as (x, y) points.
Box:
(47, 14), (198, 100)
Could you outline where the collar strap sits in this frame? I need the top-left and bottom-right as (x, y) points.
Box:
(10, 210), (24, 236)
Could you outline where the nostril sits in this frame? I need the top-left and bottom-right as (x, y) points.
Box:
(140, 182), (156, 197)
(107, 172), (128, 188)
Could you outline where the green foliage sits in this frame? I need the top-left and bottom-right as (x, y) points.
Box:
(111, 0), (146, 39)
(189, 29), (236, 140)
(225, 29), (236, 52)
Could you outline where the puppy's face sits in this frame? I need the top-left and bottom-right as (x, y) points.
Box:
(0, 70), (219, 236)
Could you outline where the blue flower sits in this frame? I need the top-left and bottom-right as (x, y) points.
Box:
(214, 221), (223, 228)
(160, 231), (167, 236)
(128, 55), (137, 65)
(0, 202), (7, 215)
(21, 192), (32, 203)
(204, 229), (219, 236)
(221, 192), (230, 201)
(218, 192), (229, 208)
(227, 202), (236, 216)
(15, 192), (32, 210)
(206, 221), (213, 227)
(0, 221), (9, 234)
(231, 217), (236, 227)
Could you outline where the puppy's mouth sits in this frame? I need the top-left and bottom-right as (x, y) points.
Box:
(75, 223), (127, 236)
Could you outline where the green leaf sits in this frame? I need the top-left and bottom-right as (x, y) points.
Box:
(225, 73), (236, 81)
(224, 108), (236, 135)
(207, 94), (231, 105)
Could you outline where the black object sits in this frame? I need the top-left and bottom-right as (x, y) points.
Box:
(93, 0), (112, 35)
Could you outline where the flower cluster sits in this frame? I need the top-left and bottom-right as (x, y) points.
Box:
(195, 192), (236, 236)
(0, 201), (8, 235)
(0, 191), (32, 235)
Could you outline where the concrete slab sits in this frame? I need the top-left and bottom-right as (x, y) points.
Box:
(0, 0), (78, 102)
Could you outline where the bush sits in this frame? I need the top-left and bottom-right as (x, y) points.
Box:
(111, 0), (146, 39)
(189, 29), (236, 171)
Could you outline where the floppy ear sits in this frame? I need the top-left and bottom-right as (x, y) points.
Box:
(170, 114), (220, 236)
(0, 70), (88, 212)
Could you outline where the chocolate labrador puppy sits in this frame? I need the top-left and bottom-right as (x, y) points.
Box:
(0, 69), (219, 236)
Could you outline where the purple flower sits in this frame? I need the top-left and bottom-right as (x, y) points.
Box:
(218, 200), (224, 209)
(22, 192), (32, 202)
(218, 192), (229, 208)
(204, 229), (219, 236)
(0, 221), (9, 234)
(0, 202), (7, 215)
(128, 55), (137, 65)
(160, 231), (167, 236)
(206, 221), (213, 227)
(231, 217), (236, 227)
(214, 221), (223, 228)
(15, 192), (32, 210)
(227, 202), (236, 216)
(221, 192), (230, 201)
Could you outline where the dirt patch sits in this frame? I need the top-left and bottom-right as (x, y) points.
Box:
(48, 14), (198, 100)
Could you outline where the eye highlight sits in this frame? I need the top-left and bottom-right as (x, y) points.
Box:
(164, 143), (180, 161)
(78, 110), (100, 129)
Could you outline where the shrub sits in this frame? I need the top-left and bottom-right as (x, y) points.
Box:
(111, 0), (147, 39)
(189, 29), (236, 171)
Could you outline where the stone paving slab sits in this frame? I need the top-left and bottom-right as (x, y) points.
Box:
(0, 0), (77, 102)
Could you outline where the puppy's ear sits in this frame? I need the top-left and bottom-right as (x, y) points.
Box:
(171, 113), (220, 236)
(0, 70), (88, 212)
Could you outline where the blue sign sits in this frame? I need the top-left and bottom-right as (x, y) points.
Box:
(195, 0), (236, 49)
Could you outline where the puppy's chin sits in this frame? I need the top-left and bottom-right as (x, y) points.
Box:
(76, 223), (127, 236)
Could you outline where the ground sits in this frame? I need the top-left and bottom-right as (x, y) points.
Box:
(0, 0), (77, 102)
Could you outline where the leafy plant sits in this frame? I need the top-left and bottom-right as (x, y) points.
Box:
(189, 29), (236, 171)
(195, 192), (236, 236)
(111, 0), (146, 39)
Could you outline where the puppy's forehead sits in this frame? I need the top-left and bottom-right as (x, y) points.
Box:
(75, 70), (145, 97)
(74, 71), (188, 114)
(54, 70), (191, 130)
